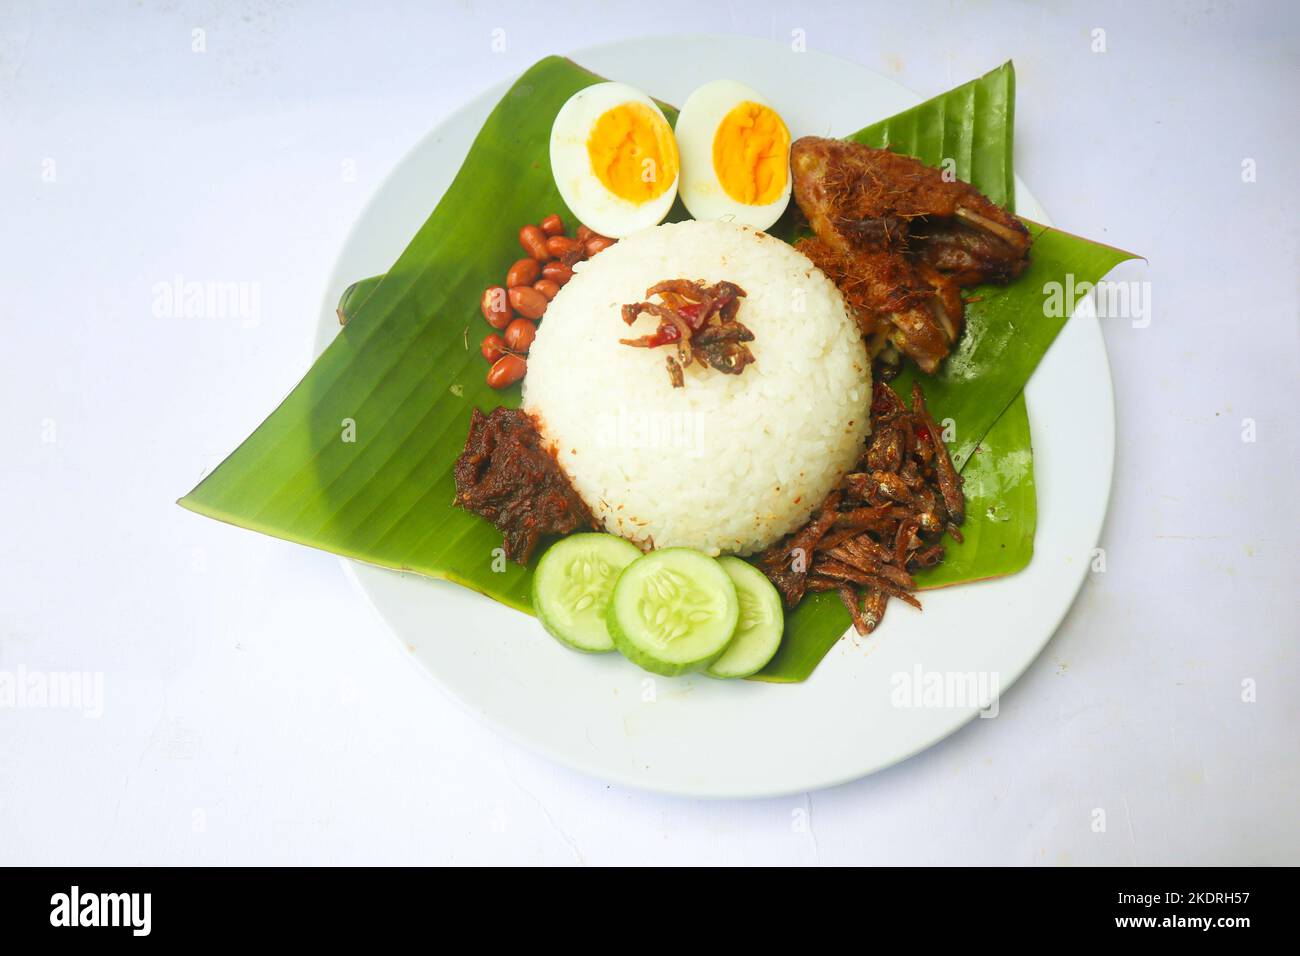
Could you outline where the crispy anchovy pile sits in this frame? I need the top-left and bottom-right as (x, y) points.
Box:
(757, 381), (966, 636)
(620, 279), (755, 387)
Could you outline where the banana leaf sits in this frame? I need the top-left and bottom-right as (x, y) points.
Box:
(181, 56), (1133, 683)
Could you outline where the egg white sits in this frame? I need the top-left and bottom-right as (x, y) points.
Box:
(549, 82), (679, 239)
(674, 80), (792, 231)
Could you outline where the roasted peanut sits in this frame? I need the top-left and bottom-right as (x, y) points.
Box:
(480, 285), (512, 329)
(480, 333), (507, 363)
(576, 224), (593, 243)
(506, 257), (541, 288)
(545, 235), (583, 259)
(518, 224), (550, 261)
(584, 235), (615, 257)
(540, 214), (565, 237)
(508, 285), (548, 320)
(532, 278), (560, 300)
(541, 261), (573, 286)
(486, 353), (527, 389)
(504, 318), (537, 353)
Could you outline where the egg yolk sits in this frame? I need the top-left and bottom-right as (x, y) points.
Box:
(586, 102), (679, 205)
(711, 101), (790, 206)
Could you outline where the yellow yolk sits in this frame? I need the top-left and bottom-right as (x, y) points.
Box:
(711, 101), (790, 205)
(586, 102), (679, 205)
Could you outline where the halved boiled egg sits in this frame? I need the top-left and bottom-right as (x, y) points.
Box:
(550, 82), (679, 239)
(675, 80), (792, 230)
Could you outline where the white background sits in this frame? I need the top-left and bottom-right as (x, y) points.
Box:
(2, 0), (1296, 865)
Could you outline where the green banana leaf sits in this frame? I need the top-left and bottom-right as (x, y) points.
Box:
(181, 55), (1133, 683)
(327, 63), (1126, 683)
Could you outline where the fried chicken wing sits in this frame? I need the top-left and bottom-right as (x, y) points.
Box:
(790, 136), (1031, 373)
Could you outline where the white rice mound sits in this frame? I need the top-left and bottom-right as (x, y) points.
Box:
(523, 219), (870, 556)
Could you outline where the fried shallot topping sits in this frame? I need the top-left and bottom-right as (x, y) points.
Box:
(756, 380), (966, 636)
(620, 279), (755, 387)
(453, 407), (596, 564)
(790, 136), (1032, 374)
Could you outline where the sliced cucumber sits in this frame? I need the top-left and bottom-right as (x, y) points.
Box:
(705, 557), (785, 679)
(532, 534), (644, 653)
(605, 548), (739, 676)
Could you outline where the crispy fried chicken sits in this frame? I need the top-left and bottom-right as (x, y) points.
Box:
(790, 136), (1032, 373)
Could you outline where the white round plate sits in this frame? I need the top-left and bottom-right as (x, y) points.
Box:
(314, 36), (1112, 798)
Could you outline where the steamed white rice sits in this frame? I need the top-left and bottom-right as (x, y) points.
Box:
(522, 219), (870, 556)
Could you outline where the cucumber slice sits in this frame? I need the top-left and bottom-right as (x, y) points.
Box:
(705, 557), (785, 679)
(532, 534), (644, 653)
(605, 548), (739, 676)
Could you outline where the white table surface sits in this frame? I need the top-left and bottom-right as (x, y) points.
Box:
(2, 0), (1296, 866)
